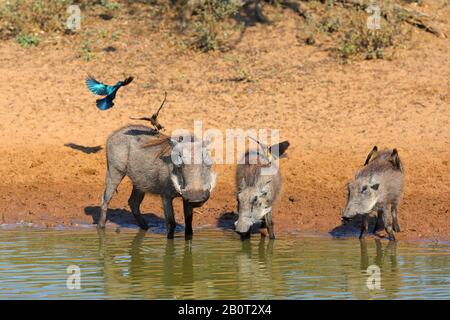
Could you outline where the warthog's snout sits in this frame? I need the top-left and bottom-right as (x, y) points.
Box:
(234, 217), (254, 240)
(236, 230), (251, 241)
(183, 189), (210, 206)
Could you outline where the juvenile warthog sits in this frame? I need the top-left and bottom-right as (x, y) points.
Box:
(99, 125), (217, 240)
(234, 140), (290, 240)
(342, 146), (404, 240)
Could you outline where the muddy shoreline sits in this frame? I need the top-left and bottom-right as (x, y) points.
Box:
(1, 221), (449, 245)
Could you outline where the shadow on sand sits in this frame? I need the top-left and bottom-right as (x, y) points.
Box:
(84, 206), (183, 234)
(64, 143), (103, 154)
(216, 211), (265, 236)
(329, 215), (385, 238)
(217, 211), (238, 230)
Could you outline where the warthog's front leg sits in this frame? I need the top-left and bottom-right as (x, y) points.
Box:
(183, 199), (194, 241)
(359, 214), (368, 239)
(265, 210), (275, 240)
(128, 186), (148, 230)
(162, 195), (176, 239)
(373, 209), (384, 233)
(381, 205), (396, 241)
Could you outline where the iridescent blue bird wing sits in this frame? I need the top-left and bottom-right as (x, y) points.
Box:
(96, 96), (114, 111)
(86, 76), (110, 96)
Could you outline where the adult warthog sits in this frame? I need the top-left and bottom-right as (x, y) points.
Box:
(99, 125), (217, 240)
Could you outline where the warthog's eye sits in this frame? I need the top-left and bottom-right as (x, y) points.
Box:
(250, 196), (259, 211)
(361, 185), (368, 193)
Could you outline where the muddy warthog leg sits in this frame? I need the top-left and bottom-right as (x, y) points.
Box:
(265, 210), (275, 240)
(381, 205), (396, 241)
(128, 186), (148, 230)
(162, 195), (176, 239)
(183, 199), (193, 241)
(391, 202), (401, 232)
(373, 209), (384, 233)
(99, 167), (124, 229)
(359, 214), (368, 239)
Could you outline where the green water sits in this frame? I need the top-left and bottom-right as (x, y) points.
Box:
(0, 228), (448, 299)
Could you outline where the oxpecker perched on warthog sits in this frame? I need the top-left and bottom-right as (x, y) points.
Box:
(98, 124), (217, 240)
(342, 146), (404, 241)
(234, 137), (290, 240)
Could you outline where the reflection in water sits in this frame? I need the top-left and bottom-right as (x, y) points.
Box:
(0, 229), (448, 299)
(356, 239), (400, 299)
(235, 239), (276, 299)
(96, 231), (279, 299)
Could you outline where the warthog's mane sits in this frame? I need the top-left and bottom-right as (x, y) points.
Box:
(140, 134), (201, 158)
(141, 134), (172, 157)
(239, 151), (273, 187)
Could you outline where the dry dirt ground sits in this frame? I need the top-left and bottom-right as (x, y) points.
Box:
(0, 3), (449, 241)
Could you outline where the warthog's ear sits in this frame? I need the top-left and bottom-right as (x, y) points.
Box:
(364, 146), (378, 166)
(160, 149), (183, 166)
(168, 136), (183, 148)
(168, 138), (178, 148)
(389, 148), (403, 172)
(370, 183), (380, 191)
(269, 141), (290, 159)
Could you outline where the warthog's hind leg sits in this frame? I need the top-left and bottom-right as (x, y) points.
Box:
(99, 167), (124, 229)
(128, 186), (148, 230)
(373, 210), (384, 233)
(381, 206), (396, 241)
(391, 202), (401, 232)
(265, 210), (275, 240)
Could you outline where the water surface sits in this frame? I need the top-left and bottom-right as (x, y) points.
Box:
(0, 228), (448, 299)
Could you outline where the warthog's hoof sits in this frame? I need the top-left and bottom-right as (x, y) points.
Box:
(138, 223), (149, 231)
(388, 233), (396, 241)
(374, 230), (386, 238)
(167, 233), (175, 240)
(239, 232), (251, 241)
(97, 222), (106, 229)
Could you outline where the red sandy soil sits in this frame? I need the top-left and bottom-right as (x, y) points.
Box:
(0, 3), (449, 241)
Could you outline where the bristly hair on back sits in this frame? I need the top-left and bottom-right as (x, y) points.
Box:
(141, 134), (172, 157)
(239, 150), (272, 187)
